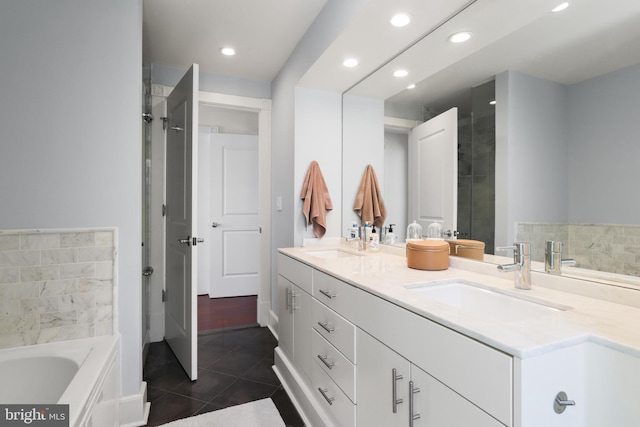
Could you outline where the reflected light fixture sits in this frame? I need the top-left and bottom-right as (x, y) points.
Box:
(448, 31), (472, 43)
(220, 47), (235, 56)
(390, 13), (411, 27)
(489, 100), (496, 105)
(393, 69), (408, 78)
(343, 58), (358, 68)
(407, 84), (416, 89)
(552, 2), (569, 12)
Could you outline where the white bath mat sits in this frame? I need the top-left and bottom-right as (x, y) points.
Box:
(158, 398), (286, 427)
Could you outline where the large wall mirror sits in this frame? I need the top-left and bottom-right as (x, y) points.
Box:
(342, 0), (640, 285)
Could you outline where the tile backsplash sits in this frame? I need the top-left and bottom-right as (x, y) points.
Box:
(0, 228), (116, 349)
(516, 222), (640, 277)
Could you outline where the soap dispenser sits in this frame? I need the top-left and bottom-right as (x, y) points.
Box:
(369, 225), (380, 251)
(385, 224), (397, 245)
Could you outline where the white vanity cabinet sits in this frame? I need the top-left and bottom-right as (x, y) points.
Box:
(357, 329), (504, 427)
(277, 255), (313, 379)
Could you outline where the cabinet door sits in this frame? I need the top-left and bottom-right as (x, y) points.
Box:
(293, 285), (313, 379)
(410, 364), (504, 427)
(277, 275), (294, 358)
(357, 329), (411, 427)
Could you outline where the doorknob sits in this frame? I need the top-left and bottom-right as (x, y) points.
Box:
(178, 237), (191, 245)
(211, 222), (221, 228)
(192, 237), (204, 246)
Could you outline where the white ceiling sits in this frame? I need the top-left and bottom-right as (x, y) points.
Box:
(143, 0), (640, 107)
(142, 0), (327, 82)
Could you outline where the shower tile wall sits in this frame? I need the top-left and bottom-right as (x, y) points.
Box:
(516, 222), (640, 277)
(0, 228), (115, 349)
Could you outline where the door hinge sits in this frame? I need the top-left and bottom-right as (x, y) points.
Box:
(162, 289), (166, 302)
(162, 204), (167, 216)
(161, 117), (168, 131)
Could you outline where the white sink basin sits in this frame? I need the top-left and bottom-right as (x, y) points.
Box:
(306, 249), (359, 259)
(406, 279), (569, 322)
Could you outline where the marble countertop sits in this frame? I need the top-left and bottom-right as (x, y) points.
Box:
(279, 244), (640, 360)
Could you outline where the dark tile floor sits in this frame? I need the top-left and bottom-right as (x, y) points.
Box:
(144, 326), (304, 427)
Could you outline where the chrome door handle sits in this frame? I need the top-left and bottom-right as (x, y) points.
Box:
(170, 125), (184, 132)
(409, 380), (421, 426)
(392, 368), (404, 413)
(317, 321), (334, 333)
(192, 237), (204, 246)
(142, 266), (154, 277)
(178, 236), (191, 245)
(317, 354), (335, 369)
(317, 387), (335, 406)
(211, 222), (221, 228)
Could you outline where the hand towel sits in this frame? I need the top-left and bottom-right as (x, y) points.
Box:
(300, 161), (333, 238)
(353, 164), (387, 228)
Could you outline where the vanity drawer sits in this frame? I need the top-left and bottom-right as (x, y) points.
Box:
(312, 299), (356, 363)
(278, 253), (312, 294)
(312, 361), (356, 427)
(312, 329), (356, 403)
(313, 270), (358, 322)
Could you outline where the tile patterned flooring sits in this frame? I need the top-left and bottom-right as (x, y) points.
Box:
(144, 326), (304, 427)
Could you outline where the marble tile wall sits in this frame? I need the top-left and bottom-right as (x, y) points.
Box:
(0, 228), (116, 349)
(516, 222), (640, 277)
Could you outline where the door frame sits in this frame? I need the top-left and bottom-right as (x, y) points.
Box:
(148, 87), (272, 342)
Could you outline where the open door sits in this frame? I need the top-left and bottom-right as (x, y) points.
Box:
(408, 107), (458, 238)
(165, 64), (199, 380)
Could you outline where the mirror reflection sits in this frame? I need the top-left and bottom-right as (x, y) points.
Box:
(342, 0), (640, 281)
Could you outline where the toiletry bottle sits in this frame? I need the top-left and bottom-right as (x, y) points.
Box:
(385, 224), (397, 245)
(349, 222), (359, 239)
(364, 222), (372, 243)
(369, 225), (380, 251)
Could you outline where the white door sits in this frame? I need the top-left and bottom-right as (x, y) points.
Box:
(164, 64), (199, 380)
(210, 133), (259, 297)
(408, 107), (458, 237)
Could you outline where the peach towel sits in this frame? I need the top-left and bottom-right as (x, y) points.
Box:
(300, 161), (333, 238)
(353, 164), (387, 228)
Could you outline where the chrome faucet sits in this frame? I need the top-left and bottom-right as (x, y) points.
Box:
(496, 242), (531, 290)
(544, 241), (576, 275)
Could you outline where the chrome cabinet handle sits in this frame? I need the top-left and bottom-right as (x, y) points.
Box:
(392, 368), (404, 413)
(409, 380), (421, 426)
(319, 289), (336, 299)
(318, 387), (335, 405)
(317, 321), (334, 333)
(170, 125), (184, 132)
(285, 288), (291, 311)
(291, 291), (298, 310)
(317, 354), (335, 369)
(177, 237), (191, 245)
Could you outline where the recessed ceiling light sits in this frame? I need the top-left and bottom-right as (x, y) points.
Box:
(448, 31), (472, 43)
(393, 69), (408, 78)
(220, 47), (235, 56)
(489, 100), (496, 105)
(552, 2), (569, 12)
(343, 58), (358, 68)
(407, 84), (416, 90)
(390, 13), (411, 27)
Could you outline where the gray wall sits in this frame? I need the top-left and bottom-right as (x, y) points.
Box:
(495, 71), (569, 248)
(0, 0), (142, 398)
(567, 63), (640, 224)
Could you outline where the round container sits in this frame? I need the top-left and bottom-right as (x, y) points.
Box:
(406, 240), (450, 270)
(447, 239), (485, 261)
(427, 222), (443, 239)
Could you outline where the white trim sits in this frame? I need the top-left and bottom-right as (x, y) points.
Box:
(268, 309), (279, 340)
(119, 381), (150, 427)
(384, 116), (419, 131)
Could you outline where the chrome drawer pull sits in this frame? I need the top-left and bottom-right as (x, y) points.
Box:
(317, 354), (335, 369)
(318, 387), (335, 405)
(317, 321), (335, 333)
(319, 289), (336, 299)
(409, 380), (421, 426)
(392, 368), (404, 413)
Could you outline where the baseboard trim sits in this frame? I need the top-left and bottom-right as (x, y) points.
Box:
(268, 309), (278, 340)
(119, 381), (150, 427)
(258, 300), (271, 326)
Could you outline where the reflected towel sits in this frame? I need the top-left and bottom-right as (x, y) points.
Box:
(353, 164), (387, 227)
(300, 161), (333, 238)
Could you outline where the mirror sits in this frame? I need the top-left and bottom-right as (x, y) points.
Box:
(342, 0), (640, 283)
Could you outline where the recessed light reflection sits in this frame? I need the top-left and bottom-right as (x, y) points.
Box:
(393, 69), (408, 78)
(343, 58), (358, 67)
(552, 2), (569, 12)
(448, 32), (472, 43)
(407, 84), (416, 89)
(390, 13), (411, 27)
(489, 100), (496, 105)
(220, 47), (235, 56)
